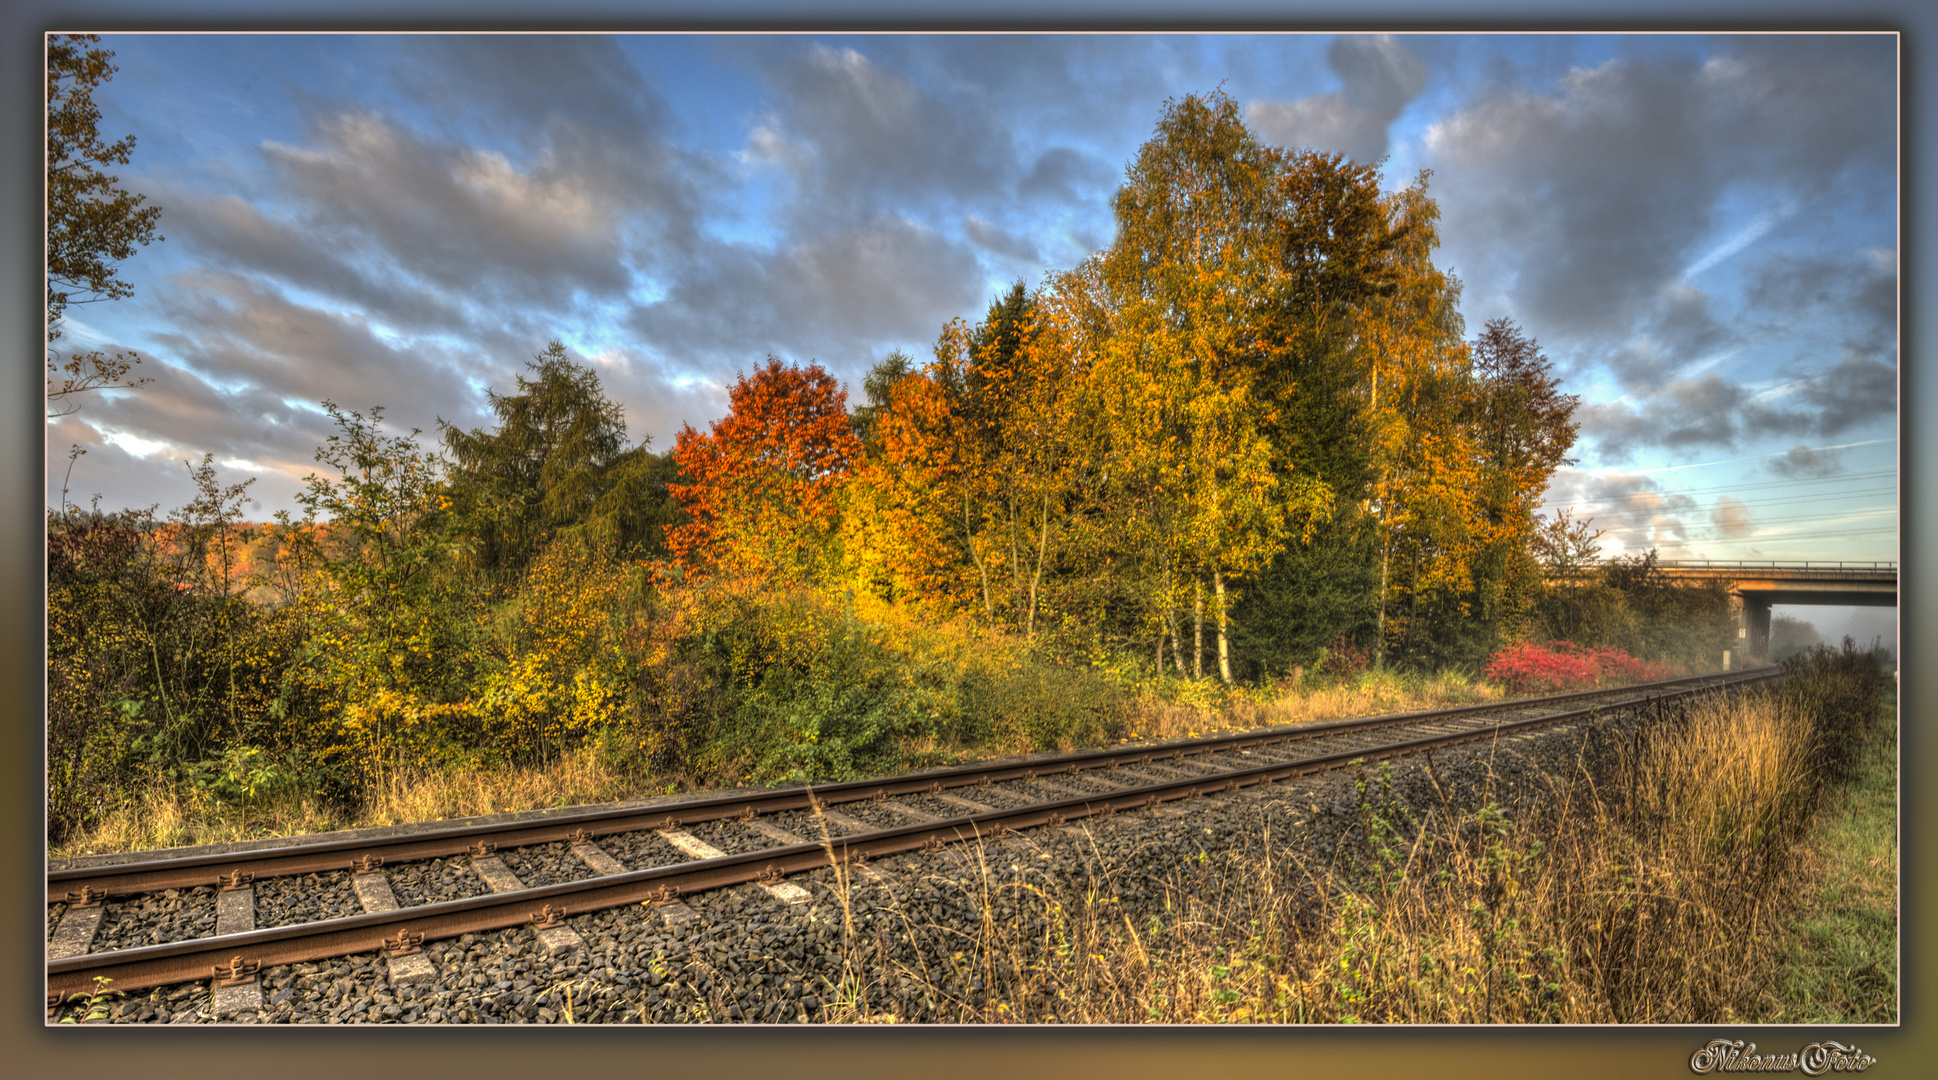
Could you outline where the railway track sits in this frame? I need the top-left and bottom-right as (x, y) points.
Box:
(47, 667), (1780, 1021)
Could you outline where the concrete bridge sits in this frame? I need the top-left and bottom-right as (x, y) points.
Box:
(1650, 560), (1898, 663)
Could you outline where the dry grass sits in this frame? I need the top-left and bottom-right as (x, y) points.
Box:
(355, 746), (654, 828)
(1118, 669), (1499, 744)
(824, 655), (1886, 1024)
(49, 780), (353, 859)
(51, 745), (662, 860)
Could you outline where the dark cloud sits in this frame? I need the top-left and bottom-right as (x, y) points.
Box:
(1766, 442), (1844, 480)
(1425, 35), (1894, 467)
(1578, 374), (1750, 461)
(1747, 352), (1897, 440)
(1597, 284), (1741, 390)
(391, 35), (675, 147)
(1703, 35), (1897, 194)
(261, 110), (646, 309)
(1429, 55), (1723, 339)
(1583, 346), (1895, 464)
(1247, 35), (1428, 163)
(744, 42), (1020, 222)
(1019, 147), (1116, 205)
(1430, 37), (1892, 336)
(964, 216), (1041, 264)
(152, 184), (470, 334)
(1332, 33), (1431, 118)
(1747, 249), (1898, 355)
(147, 270), (482, 440)
(626, 216), (983, 374)
(845, 35), (1214, 154)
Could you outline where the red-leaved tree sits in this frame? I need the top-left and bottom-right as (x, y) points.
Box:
(667, 358), (860, 580)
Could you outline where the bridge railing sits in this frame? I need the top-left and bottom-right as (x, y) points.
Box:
(1652, 560), (1897, 571)
(1540, 559), (1897, 583)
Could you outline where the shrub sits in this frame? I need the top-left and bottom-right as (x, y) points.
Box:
(629, 575), (1125, 786)
(1481, 640), (1668, 695)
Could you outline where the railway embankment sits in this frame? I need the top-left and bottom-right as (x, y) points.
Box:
(49, 649), (1887, 1025)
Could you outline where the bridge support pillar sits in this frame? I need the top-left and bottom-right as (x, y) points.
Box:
(1739, 595), (1772, 664)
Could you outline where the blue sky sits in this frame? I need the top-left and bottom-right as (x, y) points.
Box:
(46, 32), (1898, 639)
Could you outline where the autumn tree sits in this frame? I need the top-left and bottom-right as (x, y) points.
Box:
(46, 34), (161, 416)
(900, 284), (1091, 633)
(667, 358), (861, 582)
(1092, 91), (1339, 682)
(1336, 178), (1480, 666)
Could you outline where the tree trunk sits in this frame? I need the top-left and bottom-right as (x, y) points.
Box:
(1375, 515), (1391, 668)
(964, 492), (994, 620)
(1164, 565), (1185, 676)
(1193, 578), (1204, 679)
(1214, 570), (1232, 685)
(1027, 489), (1051, 639)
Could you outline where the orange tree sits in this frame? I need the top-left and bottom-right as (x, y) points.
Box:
(666, 357), (861, 583)
(857, 285), (1095, 638)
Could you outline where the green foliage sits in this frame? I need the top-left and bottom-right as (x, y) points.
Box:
(1527, 549), (1734, 669)
(1229, 512), (1380, 678)
(443, 342), (672, 587)
(46, 33), (161, 334)
(634, 582), (1122, 786)
(852, 349), (916, 451)
(46, 34), (161, 417)
(45, 459), (309, 839)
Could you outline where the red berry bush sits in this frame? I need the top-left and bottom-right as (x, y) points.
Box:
(1482, 640), (1670, 695)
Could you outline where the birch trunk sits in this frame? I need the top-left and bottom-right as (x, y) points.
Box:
(1214, 570), (1232, 685)
(1193, 578), (1204, 679)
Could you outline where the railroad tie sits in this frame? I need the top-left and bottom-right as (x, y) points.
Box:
(874, 799), (942, 819)
(928, 792), (995, 815)
(569, 840), (630, 877)
(350, 871), (435, 986)
(1024, 778), (1116, 833)
(563, 838), (715, 928)
(657, 828), (813, 904)
(469, 854), (584, 955)
(1024, 776), (1092, 801)
(813, 809), (899, 885)
(46, 903), (105, 961)
(920, 792), (1048, 849)
(1130, 758), (1218, 779)
(203, 879), (263, 1017)
(744, 816), (887, 884)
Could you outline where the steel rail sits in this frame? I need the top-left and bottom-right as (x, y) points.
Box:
(47, 668), (1781, 1002)
(47, 667), (1774, 904)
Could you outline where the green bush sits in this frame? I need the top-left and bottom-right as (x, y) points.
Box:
(632, 581), (1124, 787)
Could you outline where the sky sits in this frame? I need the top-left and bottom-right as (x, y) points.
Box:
(44, 31), (1899, 644)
